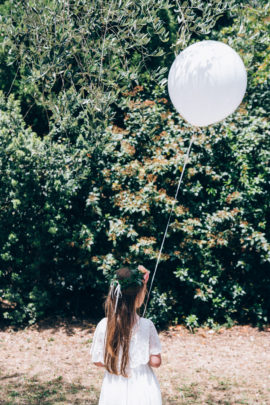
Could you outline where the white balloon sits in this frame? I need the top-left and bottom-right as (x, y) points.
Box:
(168, 40), (247, 127)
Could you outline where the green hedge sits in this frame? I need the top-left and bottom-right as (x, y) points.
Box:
(0, 1), (269, 328)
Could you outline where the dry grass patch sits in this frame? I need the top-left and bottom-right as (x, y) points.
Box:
(0, 318), (269, 404)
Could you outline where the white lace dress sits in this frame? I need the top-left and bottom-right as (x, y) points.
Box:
(90, 315), (162, 405)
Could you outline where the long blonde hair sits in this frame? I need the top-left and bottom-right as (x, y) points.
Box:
(103, 266), (147, 377)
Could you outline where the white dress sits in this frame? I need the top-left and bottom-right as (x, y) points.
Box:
(90, 314), (162, 405)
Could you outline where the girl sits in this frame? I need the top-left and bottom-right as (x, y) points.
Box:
(90, 265), (163, 405)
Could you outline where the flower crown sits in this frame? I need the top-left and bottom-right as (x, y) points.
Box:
(109, 265), (150, 290)
(108, 265), (150, 314)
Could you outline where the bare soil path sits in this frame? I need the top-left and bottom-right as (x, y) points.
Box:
(0, 318), (269, 404)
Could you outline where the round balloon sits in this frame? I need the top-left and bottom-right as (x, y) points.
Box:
(168, 40), (247, 127)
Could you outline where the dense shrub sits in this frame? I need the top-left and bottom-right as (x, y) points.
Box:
(0, 1), (269, 328)
(0, 92), (101, 324)
(83, 85), (270, 328)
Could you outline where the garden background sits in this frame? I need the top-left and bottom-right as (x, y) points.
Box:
(0, 0), (269, 330)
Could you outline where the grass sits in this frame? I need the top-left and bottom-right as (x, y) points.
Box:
(1, 375), (98, 405)
(0, 319), (269, 404)
(0, 370), (268, 405)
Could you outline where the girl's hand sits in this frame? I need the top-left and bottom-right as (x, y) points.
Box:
(138, 265), (149, 273)
(94, 361), (105, 367)
(148, 354), (162, 368)
(138, 265), (150, 283)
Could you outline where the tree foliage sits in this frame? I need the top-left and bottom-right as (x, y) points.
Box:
(0, 0), (236, 135)
(0, 0), (269, 328)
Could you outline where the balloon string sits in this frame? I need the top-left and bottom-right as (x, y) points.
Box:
(142, 132), (196, 318)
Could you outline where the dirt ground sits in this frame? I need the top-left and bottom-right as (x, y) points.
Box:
(0, 317), (269, 405)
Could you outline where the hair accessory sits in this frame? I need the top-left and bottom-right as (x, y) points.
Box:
(110, 280), (122, 314)
(109, 266), (150, 314)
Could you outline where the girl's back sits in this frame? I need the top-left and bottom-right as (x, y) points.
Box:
(91, 314), (162, 373)
(90, 266), (163, 405)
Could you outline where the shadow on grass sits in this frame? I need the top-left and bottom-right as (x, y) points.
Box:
(0, 316), (97, 337)
(0, 314), (166, 336)
(0, 372), (99, 405)
(1, 372), (266, 405)
(0, 374), (212, 405)
(163, 379), (264, 405)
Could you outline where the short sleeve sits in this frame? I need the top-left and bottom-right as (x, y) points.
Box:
(149, 320), (162, 355)
(90, 318), (106, 363)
